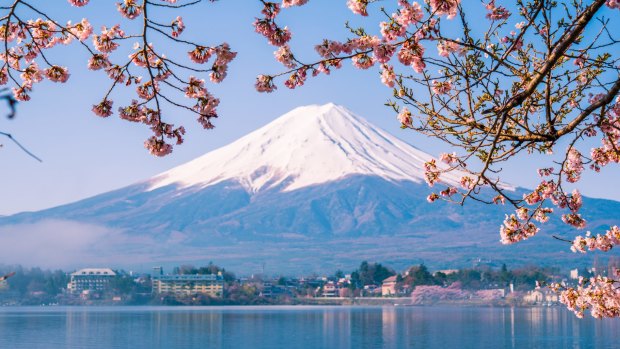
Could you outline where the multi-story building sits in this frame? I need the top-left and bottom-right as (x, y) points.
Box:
(381, 275), (398, 296)
(320, 281), (339, 297)
(151, 267), (224, 297)
(68, 268), (116, 294)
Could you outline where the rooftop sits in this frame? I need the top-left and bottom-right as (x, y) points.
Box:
(71, 268), (116, 276)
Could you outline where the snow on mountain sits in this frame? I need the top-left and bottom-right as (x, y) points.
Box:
(148, 103), (467, 193)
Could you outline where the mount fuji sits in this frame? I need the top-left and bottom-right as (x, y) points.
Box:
(1, 103), (618, 272)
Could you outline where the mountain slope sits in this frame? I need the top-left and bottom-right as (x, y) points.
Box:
(0, 103), (617, 272)
(148, 103), (470, 192)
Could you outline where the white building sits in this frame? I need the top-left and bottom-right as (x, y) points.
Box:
(382, 276), (398, 296)
(523, 289), (559, 304)
(151, 268), (224, 297)
(321, 281), (339, 297)
(68, 268), (116, 294)
(570, 269), (579, 280)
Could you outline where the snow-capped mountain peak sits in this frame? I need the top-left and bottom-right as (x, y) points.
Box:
(148, 103), (463, 193)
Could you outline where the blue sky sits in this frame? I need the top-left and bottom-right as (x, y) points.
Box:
(1, 1), (619, 215)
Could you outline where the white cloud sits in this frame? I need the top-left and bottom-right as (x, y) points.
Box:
(0, 220), (150, 268)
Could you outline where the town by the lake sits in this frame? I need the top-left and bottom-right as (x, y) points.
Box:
(0, 261), (612, 308)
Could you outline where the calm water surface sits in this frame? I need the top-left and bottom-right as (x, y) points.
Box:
(0, 306), (619, 349)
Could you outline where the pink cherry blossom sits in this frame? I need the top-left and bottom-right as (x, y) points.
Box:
(284, 68), (307, 89)
(606, 0), (620, 9)
(568, 189), (583, 212)
(380, 21), (405, 42)
(93, 25), (124, 53)
(533, 207), (553, 223)
(136, 80), (159, 100)
(171, 16), (185, 38)
(491, 195), (505, 204)
(398, 40), (425, 73)
(44, 66), (70, 83)
(562, 213), (586, 229)
(551, 276), (620, 319)
(372, 44), (395, 64)
(460, 176), (474, 189)
(92, 99), (113, 117)
(213, 43), (237, 66)
(118, 100), (145, 122)
(193, 93), (220, 123)
(255, 75), (277, 93)
(395, 1), (424, 27)
(571, 226), (620, 254)
(347, 0), (369, 16)
(184, 76), (207, 98)
(117, 0), (142, 20)
(67, 18), (93, 42)
(380, 64), (396, 88)
(0, 67), (8, 85)
(261, 2), (281, 19)
(500, 214), (539, 244)
(564, 148), (584, 183)
(87, 54), (110, 70)
(254, 19), (292, 47)
(30, 19), (57, 48)
(188, 46), (213, 64)
(429, 0), (460, 20)
(485, 1), (511, 20)
(427, 193), (440, 202)
(351, 53), (375, 69)
(68, 0), (89, 6)
(274, 45), (296, 69)
(144, 136), (173, 157)
(282, 0), (309, 7)
(210, 64), (228, 83)
(315, 40), (344, 58)
(537, 167), (554, 177)
(437, 40), (465, 57)
(423, 159), (441, 186)
(397, 107), (413, 128)
(432, 80), (452, 95)
(440, 186), (457, 197)
(516, 207), (528, 220)
(12, 84), (31, 101)
(440, 152), (458, 164)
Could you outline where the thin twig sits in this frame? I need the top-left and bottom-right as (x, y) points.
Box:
(0, 131), (42, 162)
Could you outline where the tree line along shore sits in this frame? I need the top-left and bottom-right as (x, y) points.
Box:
(0, 261), (607, 307)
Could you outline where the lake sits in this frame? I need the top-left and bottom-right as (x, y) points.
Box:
(0, 306), (619, 348)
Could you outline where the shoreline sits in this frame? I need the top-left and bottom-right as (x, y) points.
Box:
(0, 299), (560, 308)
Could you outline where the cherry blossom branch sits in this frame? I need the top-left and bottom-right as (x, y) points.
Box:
(0, 130), (41, 162)
(1, 0), (236, 156)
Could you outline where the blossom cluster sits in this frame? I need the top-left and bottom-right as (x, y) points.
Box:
(571, 226), (620, 253)
(254, 2), (292, 47)
(485, 1), (511, 21)
(255, 0), (464, 92)
(499, 214), (539, 244)
(429, 0), (460, 19)
(551, 276), (620, 319)
(564, 148), (584, 183)
(606, 1), (620, 9)
(347, 0), (370, 16)
(522, 178), (586, 229)
(591, 96), (620, 171)
(0, 17), (95, 102)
